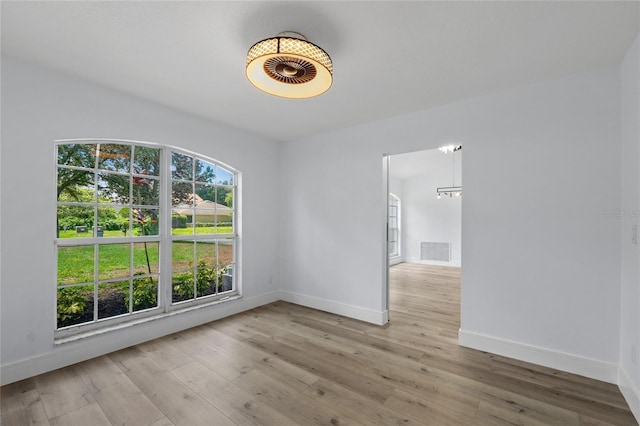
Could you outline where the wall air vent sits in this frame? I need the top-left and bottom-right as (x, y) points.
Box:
(420, 242), (450, 262)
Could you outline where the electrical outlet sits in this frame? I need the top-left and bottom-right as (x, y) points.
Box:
(632, 345), (638, 366)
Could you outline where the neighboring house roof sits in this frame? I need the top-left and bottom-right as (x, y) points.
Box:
(173, 200), (232, 216)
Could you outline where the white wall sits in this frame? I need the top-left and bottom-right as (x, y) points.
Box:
(397, 150), (462, 266)
(280, 65), (622, 381)
(619, 33), (640, 419)
(0, 57), (281, 384)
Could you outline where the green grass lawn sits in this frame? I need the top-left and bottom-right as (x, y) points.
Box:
(58, 225), (233, 239)
(58, 240), (232, 285)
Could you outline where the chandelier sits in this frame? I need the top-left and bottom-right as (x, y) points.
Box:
(437, 145), (462, 198)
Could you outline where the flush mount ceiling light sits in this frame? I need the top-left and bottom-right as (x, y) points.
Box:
(246, 31), (333, 99)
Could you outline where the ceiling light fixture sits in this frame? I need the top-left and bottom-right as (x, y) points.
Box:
(439, 145), (462, 154)
(246, 31), (333, 99)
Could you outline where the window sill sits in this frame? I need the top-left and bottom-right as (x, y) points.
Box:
(54, 293), (241, 345)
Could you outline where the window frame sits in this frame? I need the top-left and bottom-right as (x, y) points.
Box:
(54, 139), (240, 339)
(388, 193), (400, 258)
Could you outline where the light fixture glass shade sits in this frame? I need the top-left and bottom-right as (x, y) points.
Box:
(246, 36), (333, 99)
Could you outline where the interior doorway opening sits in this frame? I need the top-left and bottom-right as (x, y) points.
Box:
(385, 147), (462, 318)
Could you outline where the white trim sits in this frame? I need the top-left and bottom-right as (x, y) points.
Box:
(389, 256), (403, 266)
(1, 291), (280, 386)
(405, 257), (461, 267)
(458, 329), (618, 384)
(618, 366), (640, 423)
(280, 291), (389, 325)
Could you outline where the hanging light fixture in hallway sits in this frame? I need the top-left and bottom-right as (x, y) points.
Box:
(437, 145), (462, 198)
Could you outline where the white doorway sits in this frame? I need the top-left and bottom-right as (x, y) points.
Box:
(385, 147), (463, 314)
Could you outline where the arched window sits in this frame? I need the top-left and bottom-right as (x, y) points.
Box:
(55, 140), (238, 335)
(388, 193), (400, 258)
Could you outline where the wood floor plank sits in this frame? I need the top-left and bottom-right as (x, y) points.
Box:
(49, 402), (111, 426)
(233, 368), (363, 426)
(172, 360), (299, 426)
(383, 387), (478, 425)
(302, 378), (421, 426)
(0, 388), (50, 426)
(33, 366), (95, 420)
(170, 326), (254, 382)
(245, 333), (395, 404)
(201, 325), (320, 390)
(137, 333), (195, 371)
(74, 355), (165, 426)
(148, 416), (175, 426)
(109, 347), (235, 426)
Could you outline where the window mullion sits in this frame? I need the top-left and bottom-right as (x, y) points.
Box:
(160, 147), (172, 313)
(93, 244), (99, 322)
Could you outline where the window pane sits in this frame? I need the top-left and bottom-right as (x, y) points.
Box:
(194, 201), (216, 232)
(97, 144), (131, 173)
(172, 208), (193, 235)
(219, 264), (234, 293)
(216, 208), (233, 233)
(195, 240), (216, 268)
(98, 244), (130, 281)
(218, 239), (234, 265)
(172, 240), (194, 272)
(133, 176), (160, 206)
(134, 146), (160, 177)
(132, 276), (158, 312)
(98, 172), (130, 204)
(58, 246), (94, 285)
(219, 186), (233, 209)
(172, 271), (195, 303)
(216, 167), (234, 185)
(217, 215), (233, 235)
(172, 152), (193, 180)
(172, 181), (193, 206)
(58, 144), (96, 168)
(57, 285), (93, 328)
(196, 267), (217, 298)
(389, 242), (398, 256)
(116, 207), (131, 236)
(58, 169), (94, 202)
(133, 242), (159, 275)
(98, 206), (124, 238)
(195, 159), (216, 183)
(57, 205), (94, 238)
(195, 184), (215, 202)
(98, 281), (129, 319)
(132, 209), (159, 236)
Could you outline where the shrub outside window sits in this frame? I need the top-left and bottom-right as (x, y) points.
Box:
(55, 140), (238, 334)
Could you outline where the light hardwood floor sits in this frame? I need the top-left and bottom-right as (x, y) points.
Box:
(1, 263), (636, 425)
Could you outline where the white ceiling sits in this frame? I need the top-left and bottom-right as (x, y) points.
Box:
(2, 1), (638, 143)
(390, 148), (446, 180)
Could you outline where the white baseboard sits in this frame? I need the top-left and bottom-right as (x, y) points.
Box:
(389, 256), (403, 266)
(458, 329), (618, 384)
(618, 366), (640, 423)
(1, 291), (281, 386)
(405, 257), (461, 267)
(280, 291), (388, 326)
